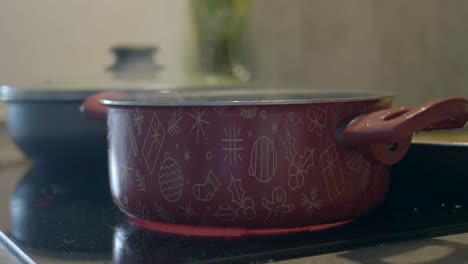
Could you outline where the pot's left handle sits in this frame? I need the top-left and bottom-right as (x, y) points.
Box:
(340, 97), (468, 165)
(80, 92), (127, 120)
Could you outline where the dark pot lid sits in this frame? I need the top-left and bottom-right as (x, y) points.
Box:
(0, 85), (100, 102)
(0, 82), (233, 102)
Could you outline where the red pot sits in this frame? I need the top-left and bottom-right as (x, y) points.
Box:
(82, 89), (468, 238)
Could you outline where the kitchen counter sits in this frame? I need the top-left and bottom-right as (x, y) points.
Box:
(1, 125), (468, 263)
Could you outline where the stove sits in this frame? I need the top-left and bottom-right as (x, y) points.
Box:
(1, 144), (468, 264)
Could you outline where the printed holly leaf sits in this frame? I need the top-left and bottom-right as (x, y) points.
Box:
(227, 177), (245, 208)
(282, 129), (297, 164)
(298, 147), (315, 174)
(213, 206), (237, 222)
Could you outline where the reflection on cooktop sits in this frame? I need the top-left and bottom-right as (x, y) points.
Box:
(6, 144), (468, 263)
(111, 207), (468, 264)
(8, 164), (119, 260)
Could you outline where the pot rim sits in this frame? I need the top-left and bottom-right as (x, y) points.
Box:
(412, 130), (468, 147)
(101, 89), (395, 107)
(412, 138), (468, 147)
(411, 140), (468, 148)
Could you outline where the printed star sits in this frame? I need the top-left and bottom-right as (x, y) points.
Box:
(133, 109), (144, 135)
(188, 107), (211, 144)
(301, 186), (323, 216)
(180, 200), (198, 220)
(184, 148), (191, 161)
(151, 128), (162, 142)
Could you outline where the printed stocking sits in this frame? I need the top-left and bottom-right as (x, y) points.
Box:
(193, 171), (220, 201)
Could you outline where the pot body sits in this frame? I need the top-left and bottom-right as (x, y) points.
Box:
(107, 98), (392, 228)
(5, 101), (107, 163)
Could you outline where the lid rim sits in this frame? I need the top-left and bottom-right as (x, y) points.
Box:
(0, 87), (99, 102)
(0, 83), (239, 101)
(102, 90), (394, 107)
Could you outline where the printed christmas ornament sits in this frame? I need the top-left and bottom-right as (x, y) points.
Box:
(159, 152), (183, 202)
(249, 136), (277, 183)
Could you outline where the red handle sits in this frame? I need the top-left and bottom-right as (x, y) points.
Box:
(341, 97), (468, 164)
(80, 91), (127, 120)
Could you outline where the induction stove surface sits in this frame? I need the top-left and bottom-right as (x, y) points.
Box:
(1, 145), (468, 264)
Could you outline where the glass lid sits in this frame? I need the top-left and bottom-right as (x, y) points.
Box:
(102, 88), (392, 106)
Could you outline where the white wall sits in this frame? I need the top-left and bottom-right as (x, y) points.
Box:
(249, 0), (468, 106)
(0, 0), (467, 107)
(0, 0), (189, 87)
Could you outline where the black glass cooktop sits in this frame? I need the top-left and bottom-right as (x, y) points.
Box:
(3, 144), (468, 264)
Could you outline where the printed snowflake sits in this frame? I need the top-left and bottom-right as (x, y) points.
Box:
(301, 186), (323, 216)
(133, 109), (144, 136)
(188, 107), (211, 144)
(180, 200), (198, 220)
(184, 148), (191, 162)
(222, 124), (244, 166)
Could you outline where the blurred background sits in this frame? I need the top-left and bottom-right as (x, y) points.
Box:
(0, 0), (467, 110)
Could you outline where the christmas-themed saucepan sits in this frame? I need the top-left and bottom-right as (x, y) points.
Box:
(82, 89), (468, 238)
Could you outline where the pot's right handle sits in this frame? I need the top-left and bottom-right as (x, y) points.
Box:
(80, 92), (127, 120)
(340, 97), (468, 164)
